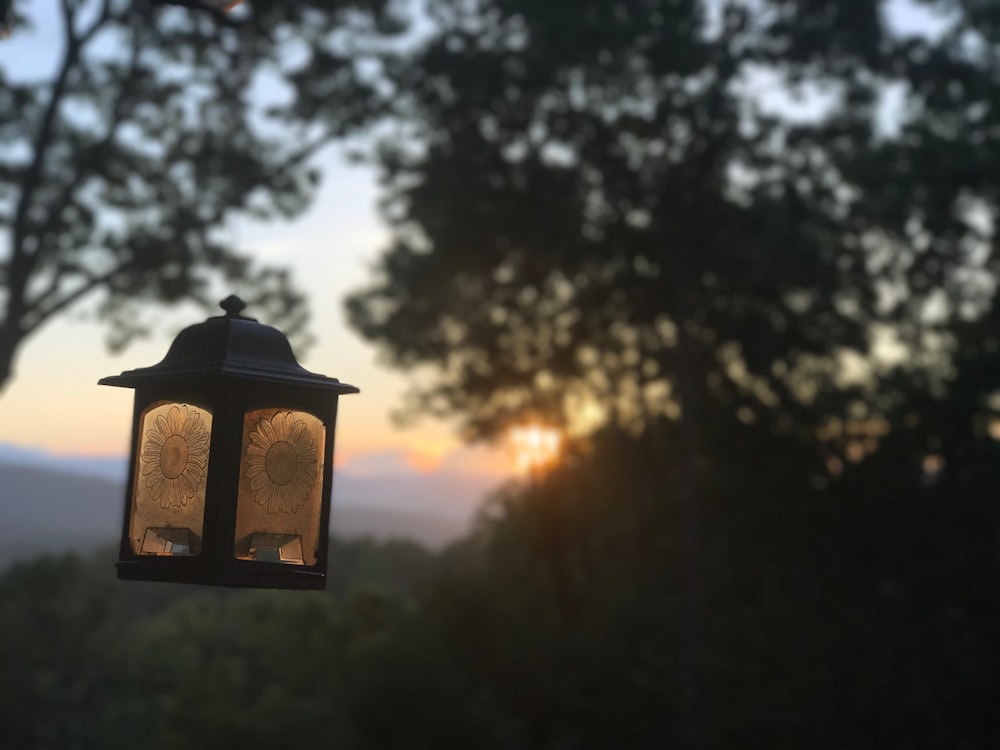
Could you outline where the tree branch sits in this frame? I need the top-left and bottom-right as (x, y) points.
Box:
(8, 47), (78, 329)
(150, 0), (243, 28)
(7, 0), (111, 333)
(59, 0), (77, 43)
(22, 265), (125, 331)
(34, 32), (140, 256)
(79, 0), (112, 46)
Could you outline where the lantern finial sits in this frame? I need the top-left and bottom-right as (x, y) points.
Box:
(220, 294), (247, 318)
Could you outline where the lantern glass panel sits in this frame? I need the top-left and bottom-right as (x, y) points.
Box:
(129, 402), (212, 556)
(234, 408), (325, 566)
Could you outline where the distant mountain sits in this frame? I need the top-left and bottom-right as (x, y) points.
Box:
(0, 443), (127, 482)
(0, 451), (505, 565)
(0, 464), (123, 564)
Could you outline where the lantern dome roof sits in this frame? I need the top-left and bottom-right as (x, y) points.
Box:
(98, 295), (359, 394)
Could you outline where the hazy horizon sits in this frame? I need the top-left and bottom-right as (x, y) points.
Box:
(0, 442), (509, 563)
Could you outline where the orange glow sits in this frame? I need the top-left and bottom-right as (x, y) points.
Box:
(508, 424), (562, 475)
(404, 450), (444, 473)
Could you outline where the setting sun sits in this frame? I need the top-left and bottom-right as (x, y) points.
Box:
(508, 424), (563, 475)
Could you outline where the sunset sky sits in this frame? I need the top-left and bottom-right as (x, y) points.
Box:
(0, 1), (504, 478)
(0, 142), (506, 476)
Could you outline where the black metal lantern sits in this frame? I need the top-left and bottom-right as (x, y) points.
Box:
(99, 296), (358, 589)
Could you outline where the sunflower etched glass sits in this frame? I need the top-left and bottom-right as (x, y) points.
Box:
(129, 402), (212, 556)
(234, 408), (325, 566)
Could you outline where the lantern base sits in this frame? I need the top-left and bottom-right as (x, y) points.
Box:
(115, 559), (327, 590)
(139, 527), (199, 556)
(235, 533), (305, 564)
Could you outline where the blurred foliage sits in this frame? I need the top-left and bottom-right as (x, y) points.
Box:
(0, 0), (406, 387)
(1, 440), (994, 749)
(343, 0), (998, 746)
(0, 538), (445, 750)
(349, 0), (1000, 444)
(2, 0), (999, 747)
(428, 419), (996, 748)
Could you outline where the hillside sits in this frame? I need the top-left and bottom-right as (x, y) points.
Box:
(0, 459), (502, 565)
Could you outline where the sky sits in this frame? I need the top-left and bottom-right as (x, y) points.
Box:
(0, 149), (503, 476)
(0, 0), (506, 479)
(0, 0), (946, 472)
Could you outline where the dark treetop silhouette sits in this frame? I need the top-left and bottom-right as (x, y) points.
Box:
(345, 1), (1000, 746)
(349, 0), (1000, 445)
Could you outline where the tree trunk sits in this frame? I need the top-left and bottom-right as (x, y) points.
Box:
(0, 323), (23, 393)
(672, 251), (704, 748)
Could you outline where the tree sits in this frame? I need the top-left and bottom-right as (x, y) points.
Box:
(348, 0), (1000, 446)
(0, 554), (118, 748)
(0, 0), (404, 390)
(346, 2), (1000, 745)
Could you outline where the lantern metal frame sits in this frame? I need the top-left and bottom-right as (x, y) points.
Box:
(99, 296), (358, 589)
